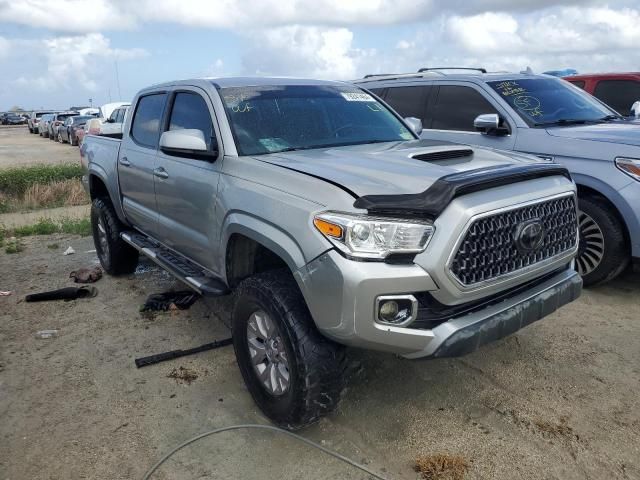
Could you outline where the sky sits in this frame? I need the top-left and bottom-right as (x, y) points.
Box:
(1, 0), (639, 111)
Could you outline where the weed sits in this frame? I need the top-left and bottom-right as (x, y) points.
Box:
(5, 217), (91, 238)
(415, 454), (469, 480)
(0, 178), (88, 213)
(47, 243), (59, 249)
(167, 366), (199, 385)
(4, 238), (24, 254)
(533, 417), (574, 438)
(0, 164), (83, 197)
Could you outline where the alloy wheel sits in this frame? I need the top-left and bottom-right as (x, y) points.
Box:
(576, 209), (605, 276)
(246, 310), (290, 396)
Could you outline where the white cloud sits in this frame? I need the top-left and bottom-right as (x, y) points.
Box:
(242, 26), (375, 80)
(0, 0), (610, 32)
(0, 0), (135, 32)
(12, 33), (146, 93)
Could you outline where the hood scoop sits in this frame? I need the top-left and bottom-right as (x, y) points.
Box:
(411, 148), (473, 162)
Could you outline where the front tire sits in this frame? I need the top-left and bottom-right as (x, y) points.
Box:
(91, 197), (139, 275)
(577, 196), (629, 286)
(232, 271), (347, 430)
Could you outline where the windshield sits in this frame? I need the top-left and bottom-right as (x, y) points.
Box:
(488, 78), (615, 127)
(219, 85), (414, 155)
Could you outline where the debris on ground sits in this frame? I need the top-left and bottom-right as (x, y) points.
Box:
(533, 417), (575, 438)
(135, 338), (233, 368)
(63, 246), (75, 256)
(35, 329), (58, 339)
(141, 291), (199, 312)
(25, 286), (97, 302)
(414, 453), (469, 480)
(69, 265), (103, 283)
(167, 366), (199, 385)
(0, 291), (12, 296)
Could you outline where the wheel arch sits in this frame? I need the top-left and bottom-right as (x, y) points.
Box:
(574, 178), (632, 248)
(222, 213), (307, 288)
(87, 166), (128, 225)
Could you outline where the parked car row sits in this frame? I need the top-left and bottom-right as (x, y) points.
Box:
(1, 111), (29, 125)
(27, 102), (130, 148)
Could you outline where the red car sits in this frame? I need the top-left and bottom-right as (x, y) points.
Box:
(564, 72), (640, 116)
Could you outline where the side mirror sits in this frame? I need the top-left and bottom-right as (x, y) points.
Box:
(404, 117), (423, 136)
(474, 113), (508, 136)
(631, 101), (640, 119)
(160, 129), (216, 159)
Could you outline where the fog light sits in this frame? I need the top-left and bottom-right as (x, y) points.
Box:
(379, 300), (399, 321)
(376, 295), (418, 326)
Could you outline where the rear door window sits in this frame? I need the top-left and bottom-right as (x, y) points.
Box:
(593, 80), (640, 116)
(384, 86), (431, 123)
(167, 92), (215, 151)
(431, 85), (498, 131)
(131, 94), (167, 148)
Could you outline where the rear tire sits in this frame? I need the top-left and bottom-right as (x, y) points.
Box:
(91, 197), (139, 275)
(577, 196), (629, 286)
(232, 270), (347, 430)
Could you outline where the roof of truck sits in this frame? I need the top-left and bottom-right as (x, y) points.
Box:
(146, 77), (348, 90)
(353, 71), (552, 86)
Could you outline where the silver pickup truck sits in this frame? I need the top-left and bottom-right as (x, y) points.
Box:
(81, 77), (582, 429)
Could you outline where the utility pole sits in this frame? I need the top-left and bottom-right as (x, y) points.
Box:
(115, 60), (122, 100)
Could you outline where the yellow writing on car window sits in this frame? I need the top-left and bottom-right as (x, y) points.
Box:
(495, 81), (526, 97)
(514, 95), (543, 117)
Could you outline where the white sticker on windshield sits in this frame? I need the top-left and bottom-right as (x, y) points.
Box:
(341, 92), (375, 102)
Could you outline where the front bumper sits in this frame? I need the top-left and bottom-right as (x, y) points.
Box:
(296, 250), (581, 358)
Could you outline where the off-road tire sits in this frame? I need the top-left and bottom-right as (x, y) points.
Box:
(70, 132), (77, 146)
(232, 270), (347, 430)
(577, 196), (629, 286)
(91, 197), (139, 275)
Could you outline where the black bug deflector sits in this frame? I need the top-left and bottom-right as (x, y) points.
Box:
(353, 163), (572, 218)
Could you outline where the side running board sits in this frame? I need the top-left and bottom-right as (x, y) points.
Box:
(121, 232), (230, 297)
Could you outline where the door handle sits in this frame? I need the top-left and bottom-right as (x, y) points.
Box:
(153, 167), (169, 179)
(119, 157), (131, 167)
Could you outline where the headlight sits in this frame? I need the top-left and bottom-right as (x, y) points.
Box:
(313, 212), (434, 260)
(615, 157), (640, 182)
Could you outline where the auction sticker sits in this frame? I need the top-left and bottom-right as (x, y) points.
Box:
(341, 92), (375, 102)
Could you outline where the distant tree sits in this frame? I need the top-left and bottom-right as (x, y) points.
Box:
(9, 106), (25, 112)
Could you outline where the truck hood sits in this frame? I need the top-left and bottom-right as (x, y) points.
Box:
(546, 122), (640, 147)
(258, 140), (547, 197)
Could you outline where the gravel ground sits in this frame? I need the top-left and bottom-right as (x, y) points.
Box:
(1, 234), (639, 480)
(0, 126), (80, 169)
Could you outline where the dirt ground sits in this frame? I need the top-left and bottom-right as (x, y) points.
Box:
(0, 126), (80, 169)
(1, 126), (640, 479)
(1, 237), (639, 480)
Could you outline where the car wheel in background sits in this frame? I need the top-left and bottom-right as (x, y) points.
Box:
(576, 196), (629, 286)
(58, 132), (64, 143)
(70, 132), (77, 146)
(232, 270), (347, 429)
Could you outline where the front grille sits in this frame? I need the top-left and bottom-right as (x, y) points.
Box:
(450, 195), (577, 286)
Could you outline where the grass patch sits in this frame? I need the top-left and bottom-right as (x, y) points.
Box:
(0, 178), (88, 213)
(0, 164), (83, 197)
(4, 238), (24, 254)
(47, 243), (59, 250)
(415, 454), (469, 480)
(1, 217), (91, 240)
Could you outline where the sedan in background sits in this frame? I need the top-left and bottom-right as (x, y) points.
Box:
(57, 115), (95, 145)
(39, 113), (56, 137)
(28, 111), (55, 133)
(47, 112), (79, 140)
(1, 112), (26, 125)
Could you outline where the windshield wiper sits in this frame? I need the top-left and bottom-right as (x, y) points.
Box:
(271, 139), (393, 153)
(599, 114), (622, 121)
(534, 119), (591, 127)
